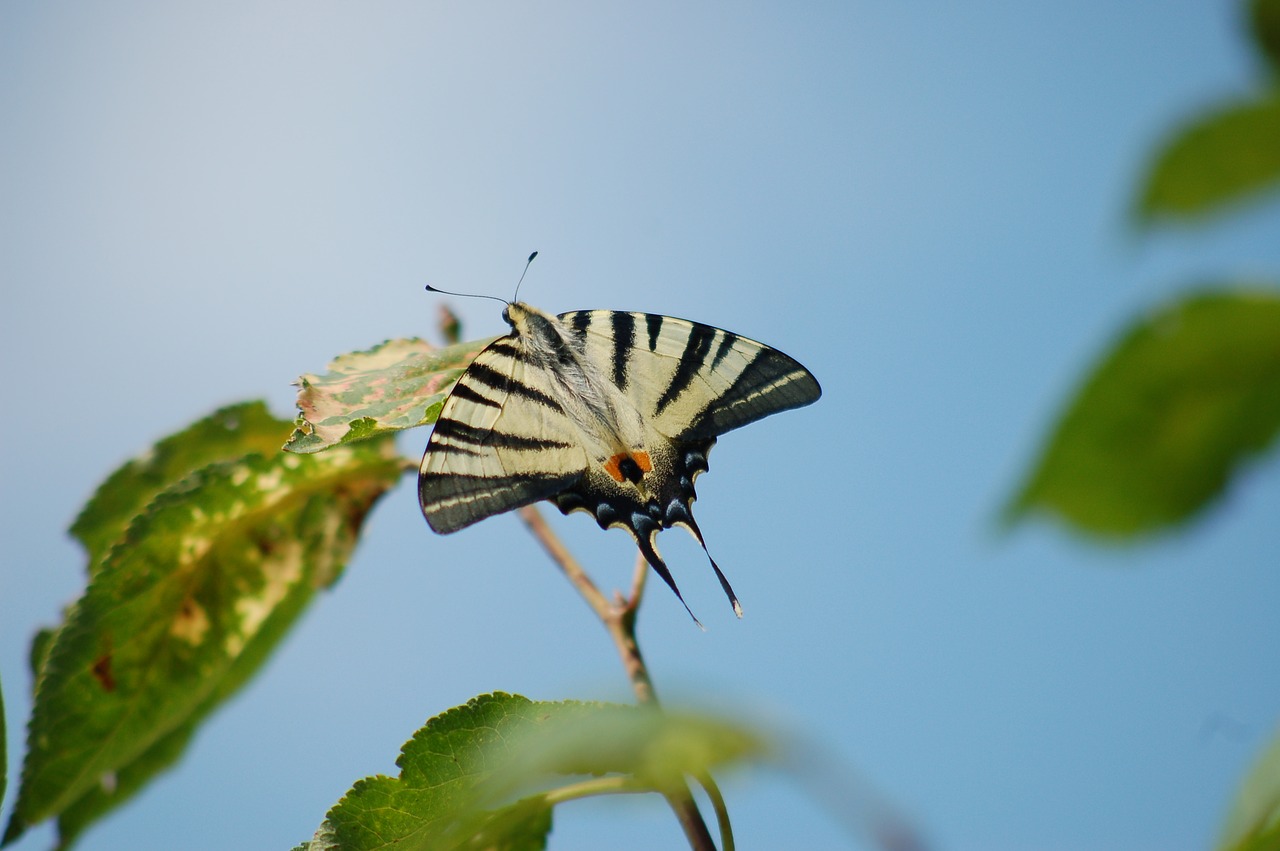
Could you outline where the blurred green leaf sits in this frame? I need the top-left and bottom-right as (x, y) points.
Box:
(1251, 0), (1280, 73)
(3, 408), (402, 848)
(1136, 94), (1280, 223)
(285, 336), (496, 454)
(50, 722), (195, 851)
(302, 692), (764, 851)
(1218, 725), (1280, 851)
(1006, 290), (1280, 537)
(490, 701), (764, 795)
(28, 628), (55, 684)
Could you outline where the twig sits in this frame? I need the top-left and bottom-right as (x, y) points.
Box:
(516, 506), (611, 616)
(516, 505), (717, 851)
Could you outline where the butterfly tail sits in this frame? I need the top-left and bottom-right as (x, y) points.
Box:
(634, 524), (704, 630)
(669, 506), (742, 618)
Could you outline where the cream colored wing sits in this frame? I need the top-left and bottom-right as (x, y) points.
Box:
(418, 335), (588, 534)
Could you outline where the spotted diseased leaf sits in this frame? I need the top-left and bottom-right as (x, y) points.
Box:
(71, 402), (289, 571)
(305, 692), (764, 851)
(1136, 94), (1280, 223)
(285, 336), (497, 454)
(1006, 290), (1280, 537)
(3, 409), (403, 849)
(1218, 725), (1280, 851)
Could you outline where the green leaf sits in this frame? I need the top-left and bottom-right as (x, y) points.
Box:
(28, 628), (55, 683)
(308, 692), (764, 851)
(284, 336), (497, 454)
(1136, 94), (1280, 223)
(489, 702), (764, 795)
(71, 402), (290, 571)
(3, 410), (403, 848)
(1006, 290), (1280, 537)
(1218, 725), (1280, 851)
(1251, 0), (1280, 74)
(51, 722), (195, 851)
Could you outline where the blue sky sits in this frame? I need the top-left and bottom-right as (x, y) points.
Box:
(3, 3), (1280, 850)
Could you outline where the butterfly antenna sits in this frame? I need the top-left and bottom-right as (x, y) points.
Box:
(511, 250), (538, 303)
(424, 284), (508, 306)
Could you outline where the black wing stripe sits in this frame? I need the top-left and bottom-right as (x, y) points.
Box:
(655, 322), (717, 416)
(610, 311), (636, 390)
(421, 471), (580, 534)
(569, 311), (592, 344)
(426, 440), (484, 457)
(486, 338), (523, 356)
(680, 348), (821, 440)
(645, 313), (663, 351)
(426, 471), (570, 493)
(462, 359), (564, 413)
(710, 330), (739, 371)
(447, 380), (501, 408)
(432, 417), (573, 451)
(680, 345), (819, 437)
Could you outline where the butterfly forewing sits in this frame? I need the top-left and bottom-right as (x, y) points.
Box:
(419, 336), (588, 533)
(558, 310), (822, 441)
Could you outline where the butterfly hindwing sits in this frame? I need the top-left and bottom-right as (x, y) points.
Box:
(557, 310), (822, 442)
(418, 335), (588, 534)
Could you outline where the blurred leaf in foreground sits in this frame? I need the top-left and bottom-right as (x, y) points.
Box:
(285, 336), (496, 454)
(3, 404), (402, 849)
(1218, 724), (1280, 851)
(1136, 94), (1280, 224)
(1251, 0), (1280, 74)
(297, 692), (764, 851)
(1006, 290), (1280, 537)
(71, 402), (288, 570)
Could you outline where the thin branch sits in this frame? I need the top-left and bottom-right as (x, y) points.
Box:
(516, 505), (717, 851)
(516, 506), (612, 617)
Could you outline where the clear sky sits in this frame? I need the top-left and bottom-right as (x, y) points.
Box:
(3, 3), (1279, 850)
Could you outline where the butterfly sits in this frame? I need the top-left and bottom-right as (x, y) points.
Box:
(418, 283), (821, 621)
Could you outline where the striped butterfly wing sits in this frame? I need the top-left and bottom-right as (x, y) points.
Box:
(419, 302), (821, 622)
(553, 310), (822, 620)
(418, 334), (587, 534)
(557, 310), (822, 441)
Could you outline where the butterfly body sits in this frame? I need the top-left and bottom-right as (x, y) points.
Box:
(419, 301), (821, 620)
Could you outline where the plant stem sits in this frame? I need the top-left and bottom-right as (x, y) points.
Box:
(540, 775), (647, 806)
(516, 506), (718, 851)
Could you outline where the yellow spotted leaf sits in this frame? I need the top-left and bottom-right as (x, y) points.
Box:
(3, 405), (402, 849)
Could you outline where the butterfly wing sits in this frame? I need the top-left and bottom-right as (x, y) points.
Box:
(557, 310), (822, 440)
(418, 335), (588, 534)
(552, 310), (820, 620)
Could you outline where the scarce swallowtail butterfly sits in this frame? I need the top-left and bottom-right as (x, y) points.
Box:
(418, 259), (821, 622)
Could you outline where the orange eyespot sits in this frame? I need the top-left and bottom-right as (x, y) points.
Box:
(604, 451), (652, 483)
